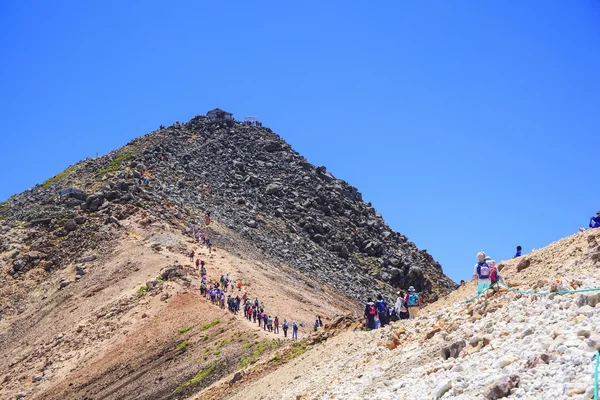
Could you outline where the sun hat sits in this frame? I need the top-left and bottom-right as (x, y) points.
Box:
(408, 286), (415, 292)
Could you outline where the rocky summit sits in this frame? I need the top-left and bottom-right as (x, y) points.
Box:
(1, 116), (456, 303)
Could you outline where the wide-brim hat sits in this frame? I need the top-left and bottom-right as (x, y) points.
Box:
(408, 286), (416, 292)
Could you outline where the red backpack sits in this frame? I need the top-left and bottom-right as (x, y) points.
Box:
(368, 304), (376, 315)
(490, 267), (498, 283)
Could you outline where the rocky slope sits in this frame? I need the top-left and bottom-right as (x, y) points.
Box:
(207, 229), (600, 400)
(0, 116), (456, 304)
(0, 115), (456, 399)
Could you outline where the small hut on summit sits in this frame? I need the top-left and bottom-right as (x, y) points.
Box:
(206, 108), (233, 121)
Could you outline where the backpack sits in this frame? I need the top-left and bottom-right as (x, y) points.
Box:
(377, 300), (386, 313)
(368, 304), (376, 315)
(490, 267), (498, 283)
(407, 293), (419, 307)
(283, 321), (288, 329)
(477, 262), (490, 279)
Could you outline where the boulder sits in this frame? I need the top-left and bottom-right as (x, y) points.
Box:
(64, 219), (77, 232)
(441, 340), (466, 360)
(516, 258), (530, 272)
(485, 375), (520, 399)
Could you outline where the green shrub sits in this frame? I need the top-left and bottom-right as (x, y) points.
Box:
(201, 320), (220, 331)
(173, 363), (217, 393)
(137, 286), (147, 296)
(177, 340), (189, 350)
(178, 326), (192, 335)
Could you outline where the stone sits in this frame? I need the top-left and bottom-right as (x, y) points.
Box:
(587, 293), (600, 308)
(516, 258), (530, 272)
(59, 280), (71, 289)
(15, 392), (26, 399)
(431, 379), (452, 399)
(75, 216), (86, 224)
(77, 255), (97, 263)
(441, 340), (466, 360)
(485, 375), (520, 399)
(498, 355), (518, 368)
(246, 220), (258, 228)
(518, 327), (534, 339)
(265, 183), (282, 195)
(587, 332), (600, 351)
(230, 371), (244, 384)
(524, 353), (550, 369)
(64, 219), (77, 232)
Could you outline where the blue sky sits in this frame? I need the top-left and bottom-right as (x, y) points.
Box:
(1, 1), (599, 283)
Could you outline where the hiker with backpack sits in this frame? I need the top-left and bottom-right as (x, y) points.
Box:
(283, 319), (289, 338)
(394, 291), (410, 320)
(473, 251), (491, 295)
(274, 317), (280, 334)
(292, 321), (299, 340)
(364, 298), (377, 330)
(405, 287), (420, 319)
(376, 295), (388, 328)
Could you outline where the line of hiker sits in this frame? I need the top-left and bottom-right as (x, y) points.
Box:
(194, 256), (301, 340)
(188, 224), (213, 254)
(364, 286), (421, 330)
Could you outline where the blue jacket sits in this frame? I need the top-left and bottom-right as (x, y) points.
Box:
(590, 216), (600, 229)
(514, 250), (522, 258)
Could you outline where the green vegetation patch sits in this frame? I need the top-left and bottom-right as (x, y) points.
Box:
(136, 286), (147, 296)
(173, 363), (218, 393)
(177, 340), (189, 350)
(42, 165), (77, 189)
(240, 338), (280, 368)
(96, 152), (133, 177)
(200, 319), (220, 331)
(178, 326), (192, 335)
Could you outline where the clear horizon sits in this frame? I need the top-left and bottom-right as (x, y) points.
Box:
(1, 1), (599, 284)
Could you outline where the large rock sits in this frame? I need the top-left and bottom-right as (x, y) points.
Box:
(441, 340), (466, 360)
(485, 375), (520, 399)
(516, 258), (531, 272)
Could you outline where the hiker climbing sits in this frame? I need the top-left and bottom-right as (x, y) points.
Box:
(292, 320), (299, 340)
(514, 245), (522, 258)
(580, 210), (600, 231)
(405, 286), (420, 319)
(364, 298), (377, 330)
(394, 291), (409, 320)
(283, 319), (289, 338)
(473, 251), (491, 295)
(376, 294), (388, 328)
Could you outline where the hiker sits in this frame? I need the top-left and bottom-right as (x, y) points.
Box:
(364, 298), (377, 330)
(292, 321), (299, 340)
(394, 291), (409, 320)
(237, 281), (242, 291)
(580, 211), (600, 231)
(230, 281), (235, 292)
(274, 316), (280, 334)
(200, 282), (206, 296)
(313, 316), (323, 331)
(189, 250), (195, 262)
(405, 286), (420, 319)
(376, 294), (387, 327)
(195, 259), (200, 268)
(514, 246), (522, 258)
(267, 315), (273, 332)
(247, 305), (253, 321)
(263, 313), (268, 331)
(473, 252), (492, 295)
(283, 319), (289, 338)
